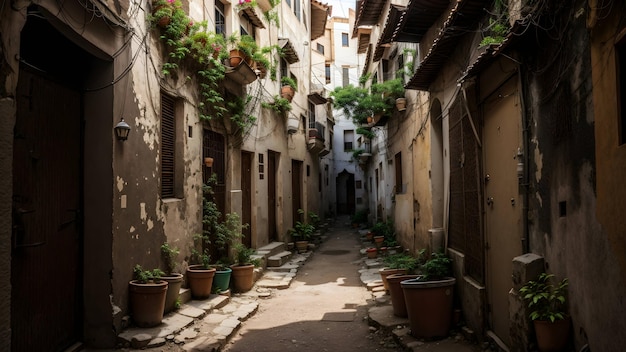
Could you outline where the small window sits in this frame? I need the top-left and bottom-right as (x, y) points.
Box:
(309, 102), (316, 129)
(325, 64), (331, 84)
(395, 152), (403, 194)
(342, 67), (349, 87)
(356, 180), (362, 189)
(317, 43), (325, 54)
(161, 92), (183, 199)
(342, 33), (349, 47)
(618, 35), (626, 145)
(294, 0), (301, 21)
(344, 130), (354, 151)
(258, 153), (265, 179)
(215, 0), (225, 35)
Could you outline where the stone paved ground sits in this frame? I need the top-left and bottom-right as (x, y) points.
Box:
(106, 217), (483, 352)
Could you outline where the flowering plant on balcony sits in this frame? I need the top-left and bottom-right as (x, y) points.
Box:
(236, 0), (258, 11)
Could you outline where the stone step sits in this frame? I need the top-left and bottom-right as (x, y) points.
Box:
(266, 250), (293, 267)
(255, 270), (297, 290)
(256, 242), (286, 257)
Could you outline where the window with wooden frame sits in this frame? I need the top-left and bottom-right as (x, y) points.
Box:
(343, 129), (354, 151)
(160, 92), (183, 199)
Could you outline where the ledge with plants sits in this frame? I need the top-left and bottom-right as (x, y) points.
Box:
(148, 0), (259, 133)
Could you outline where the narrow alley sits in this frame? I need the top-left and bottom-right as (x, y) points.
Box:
(115, 217), (480, 352)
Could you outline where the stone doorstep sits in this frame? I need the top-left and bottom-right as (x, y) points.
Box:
(266, 251), (293, 267)
(256, 242), (287, 257)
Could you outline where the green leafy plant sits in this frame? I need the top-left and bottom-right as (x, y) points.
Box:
(291, 209), (315, 241)
(232, 243), (261, 267)
(351, 149), (365, 162)
(133, 265), (165, 284)
(307, 211), (320, 230)
(330, 78), (405, 125)
(418, 252), (452, 281)
(383, 250), (425, 274)
(519, 273), (569, 322)
(160, 243), (180, 274)
(280, 76), (298, 92)
(261, 96), (292, 114)
(356, 126), (375, 140)
(479, 18), (509, 47)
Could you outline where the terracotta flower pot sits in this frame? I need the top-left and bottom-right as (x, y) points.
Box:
(366, 247), (377, 259)
(387, 274), (418, 317)
(229, 49), (246, 67)
(534, 317), (571, 352)
(374, 235), (384, 248)
(366, 232), (374, 241)
(186, 265), (216, 299)
(160, 273), (183, 314)
(280, 85), (295, 102)
(231, 264), (255, 293)
(295, 240), (309, 253)
(401, 277), (456, 338)
(129, 280), (168, 327)
(379, 268), (408, 291)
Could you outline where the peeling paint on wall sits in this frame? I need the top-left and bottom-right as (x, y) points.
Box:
(116, 176), (125, 192)
(140, 203), (147, 221)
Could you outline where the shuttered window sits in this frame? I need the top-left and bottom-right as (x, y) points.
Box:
(161, 93), (176, 198)
(395, 152), (403, 194)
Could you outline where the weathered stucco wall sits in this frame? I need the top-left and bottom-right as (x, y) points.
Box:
(525, 2), (626, 349)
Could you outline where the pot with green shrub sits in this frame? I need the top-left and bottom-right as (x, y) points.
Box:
(401, 252), (455, 338)
(160, 243), (183, 313)
(383, 250), (424, 317)
(129, 265), (168, 327)
(291, 209), (315, 252)
(519, 273), (570, 352)
(230, 243), (260, 293)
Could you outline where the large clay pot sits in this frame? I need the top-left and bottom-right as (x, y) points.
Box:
(379, 268), (408, 291)
(161, 273), (183, 314)
(281, 85), (295, 102)
(129, 280), (168, 327)
(231, 264), (255, 293)
(229, 49), (246, 67)
(401, 277), (456, 338)
(295, 240), (309, 253)
(212, 267), (232, 294)
(186, 265), (216, 299)
(387, 274), (418, 317)
(534, 317), (571, 352)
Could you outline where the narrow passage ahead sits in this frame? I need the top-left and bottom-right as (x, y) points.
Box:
(223, 219), (395, 352)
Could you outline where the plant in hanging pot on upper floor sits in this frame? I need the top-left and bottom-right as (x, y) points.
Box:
(129, 265), (168, 327)
(280, 76), (298, 102)
(262, 96), (292, 115)
(519, 273), (570, 352)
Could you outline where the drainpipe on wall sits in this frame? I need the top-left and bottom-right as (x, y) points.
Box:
(517, 66), (530, 254)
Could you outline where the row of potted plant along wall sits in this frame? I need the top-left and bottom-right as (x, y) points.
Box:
(377, 249), (571, 351)
(128, 177), (261, 328)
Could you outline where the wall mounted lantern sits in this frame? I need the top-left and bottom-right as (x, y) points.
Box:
(114, 118), (131, 141)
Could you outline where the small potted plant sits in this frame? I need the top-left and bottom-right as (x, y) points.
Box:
(211, 212), (248, 294)
(401, 252), (455, 338)
(129, 265), (168, 327)
(291, 209), (315, 253)
(261, 96), (292, 115)
(519, 273), (570, 352)
(384, 250), (424, 317)
(280, 76), (298, 102)
(230, 243), (260, 293)
(160, 243), (183, 313)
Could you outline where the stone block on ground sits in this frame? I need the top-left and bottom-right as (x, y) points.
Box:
(267, 251), (293, 267)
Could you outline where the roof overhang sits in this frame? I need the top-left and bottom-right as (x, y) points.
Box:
(373, 5), (406, 62)
(460, 20), (525, 81)
(311, 0), (331, 40)
(239, 6), (265, 29)
(356, 27), (371, 54)
(352, 0), (386, 37)
(308, 92), (328, 105)
(394, 0), (451, 43)
(278, 38), (300, 64)
(405, 0), (489, 90)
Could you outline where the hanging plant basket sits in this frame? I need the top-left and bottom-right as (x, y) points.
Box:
(204, 157), (214, 167)
(281, 85), (295, 102)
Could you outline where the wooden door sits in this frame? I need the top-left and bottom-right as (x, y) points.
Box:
(484, 78), (523, 346)
(267, 151), (278, 242)
(12, 68), (83, 351)
(291, 160), (303, 225)
(241, 151), (253, 248)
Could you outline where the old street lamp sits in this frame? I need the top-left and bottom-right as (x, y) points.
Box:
(114, 118), (131, 141)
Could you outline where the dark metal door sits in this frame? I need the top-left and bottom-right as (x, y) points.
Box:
(241, 151), (252, 248)
(291, 160), (303, 225)
(267, 152), (277, 242)
(12, 68), (83, 351)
